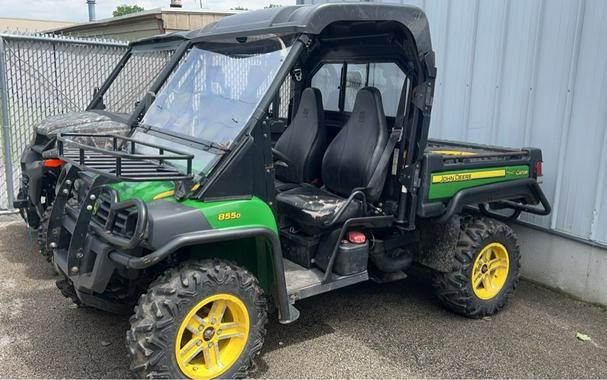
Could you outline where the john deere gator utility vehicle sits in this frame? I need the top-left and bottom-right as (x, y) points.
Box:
(45, 4), (551, 378)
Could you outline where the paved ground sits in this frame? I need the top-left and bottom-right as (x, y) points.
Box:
(0, 215), (606, 379)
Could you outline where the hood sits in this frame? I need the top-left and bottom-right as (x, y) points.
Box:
(36, 111), (130, 137)
(110, 181), (176, 203)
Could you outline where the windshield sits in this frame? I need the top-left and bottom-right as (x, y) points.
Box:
(141, 37), (292, 149)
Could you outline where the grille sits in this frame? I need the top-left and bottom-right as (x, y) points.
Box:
(111, 205), (138, 238)
(91, 191), (112, 227)
(91, 190), (138, 239)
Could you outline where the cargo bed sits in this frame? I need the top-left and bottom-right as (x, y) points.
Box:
(418, 139), (550, 221)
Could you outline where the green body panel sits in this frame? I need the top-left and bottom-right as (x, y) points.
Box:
(110, 181), (174, 202)
(110, 181), (278, 233)
(428, 165), (530, 200)
(181, 197), (278, 234)
(178, 196), (278, 292)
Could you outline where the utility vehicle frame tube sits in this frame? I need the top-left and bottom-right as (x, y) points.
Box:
(109, 227), (297, 323)
(436, 178), (551, 223)
(87, 49), (133, 110)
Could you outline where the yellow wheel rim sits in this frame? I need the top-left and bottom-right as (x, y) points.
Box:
(471, 242), (510, 300)
(175, 293), (250, 379)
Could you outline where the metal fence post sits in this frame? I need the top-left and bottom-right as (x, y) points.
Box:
(0, 36), (15, 209)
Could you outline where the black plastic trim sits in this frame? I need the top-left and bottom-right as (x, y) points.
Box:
(90, 198), (148, 250)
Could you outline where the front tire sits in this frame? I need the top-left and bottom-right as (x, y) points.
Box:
(433, 216), (520, 318)
(127, 260), (268, 379)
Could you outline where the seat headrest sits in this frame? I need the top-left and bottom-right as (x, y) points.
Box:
(351, 87), (384, 119)
(298, 87), (323, 118)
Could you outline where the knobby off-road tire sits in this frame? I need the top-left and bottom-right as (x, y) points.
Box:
(127, 259), (268, 379)
(433, 216), (520, 318)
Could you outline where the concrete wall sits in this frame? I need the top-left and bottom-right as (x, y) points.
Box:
(513, 224), (607, 305)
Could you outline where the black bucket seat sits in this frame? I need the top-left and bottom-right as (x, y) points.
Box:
(276, 87), (389, 227)
(274, 87), (327, 191)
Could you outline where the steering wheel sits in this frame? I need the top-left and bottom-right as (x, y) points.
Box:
(272, 147), (291, 167)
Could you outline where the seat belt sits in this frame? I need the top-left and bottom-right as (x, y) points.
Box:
(366, 126), (403, 192)
(366, 84), (409, 192)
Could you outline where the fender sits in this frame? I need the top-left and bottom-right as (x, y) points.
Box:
(109, 227), (300, 324)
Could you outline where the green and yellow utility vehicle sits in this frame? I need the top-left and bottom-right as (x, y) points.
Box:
(45, 4), (551, 379)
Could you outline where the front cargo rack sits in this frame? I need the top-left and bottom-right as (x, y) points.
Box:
(57, 133), (194, 182)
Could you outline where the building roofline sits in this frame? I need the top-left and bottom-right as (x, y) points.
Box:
(0, 16), (77, 24)
(54, 8), (237, 34)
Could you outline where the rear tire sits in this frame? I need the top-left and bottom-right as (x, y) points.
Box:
(433, 216), (520, 318)
(127, 259), (267, 379)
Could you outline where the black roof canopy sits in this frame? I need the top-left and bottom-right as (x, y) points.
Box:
(184, 3), (432, 59)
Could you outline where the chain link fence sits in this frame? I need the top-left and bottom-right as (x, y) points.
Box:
(0, 33), (128, 211)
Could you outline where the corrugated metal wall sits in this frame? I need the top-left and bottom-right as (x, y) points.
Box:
(302, 0), (607, 246)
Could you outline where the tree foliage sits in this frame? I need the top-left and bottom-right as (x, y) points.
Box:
(230, 6), (248, 11)
(264, 4), (283, 8)
(112, 4), (144, 17)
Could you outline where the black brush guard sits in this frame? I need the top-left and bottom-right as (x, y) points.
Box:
(57, 133), (194, 182)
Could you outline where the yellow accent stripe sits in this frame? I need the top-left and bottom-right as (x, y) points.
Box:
(153, 190), (175, 200)
(432, 169), (506, 184)
(431, 149), (477, 157)
(152, 184), (201, 200)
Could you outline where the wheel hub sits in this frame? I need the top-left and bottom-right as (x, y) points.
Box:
(202, 327), (215, 341)
(471, 242), (510, 300)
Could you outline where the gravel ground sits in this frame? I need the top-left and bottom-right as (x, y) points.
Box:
(0, 215), (606, 378)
